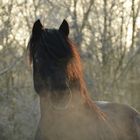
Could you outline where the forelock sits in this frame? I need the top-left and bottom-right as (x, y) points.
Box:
(40, 29), (72, 60)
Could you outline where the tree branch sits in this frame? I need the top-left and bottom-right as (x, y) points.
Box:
(0, 57), (23, 76)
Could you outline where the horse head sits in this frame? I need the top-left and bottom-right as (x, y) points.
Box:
(28, 19), (82, 94)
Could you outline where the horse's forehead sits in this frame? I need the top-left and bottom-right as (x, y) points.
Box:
(43, 28), (64, 43)
(45, 29), (60, 37)
(46, 28), (57, 33)
(44, 28), (69, 50)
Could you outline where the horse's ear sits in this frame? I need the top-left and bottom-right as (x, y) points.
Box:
(32, 19), (43, 39)
(59, 19), (69, 37)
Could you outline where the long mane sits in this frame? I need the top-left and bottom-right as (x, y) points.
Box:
(64, 39), (106, 120)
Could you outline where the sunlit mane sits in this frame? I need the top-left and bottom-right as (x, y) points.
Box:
(66, 39), (106, 120)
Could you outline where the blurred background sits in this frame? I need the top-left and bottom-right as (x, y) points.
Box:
(0, 0), (140, 139)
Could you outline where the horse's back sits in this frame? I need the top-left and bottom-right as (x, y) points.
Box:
(135, 112), (140, 139)
(96, 101), (140, 140)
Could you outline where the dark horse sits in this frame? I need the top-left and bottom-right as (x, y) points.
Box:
(28, 19), (140, 140)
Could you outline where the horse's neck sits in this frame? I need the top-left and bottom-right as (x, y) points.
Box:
(39, 89), (83, 116)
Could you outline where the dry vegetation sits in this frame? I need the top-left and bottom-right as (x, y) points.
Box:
(0, 0), (140, 139)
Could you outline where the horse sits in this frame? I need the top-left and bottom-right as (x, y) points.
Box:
(27, 19), (140, 140)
